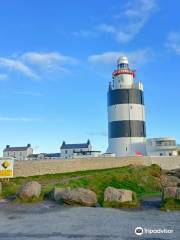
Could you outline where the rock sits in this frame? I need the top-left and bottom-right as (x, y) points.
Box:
(53, 187), (97, 207)
(17, 181), (41, 199)
(0, 182), (2, 196)
(104, 187), (133, 203)
(165, 169), (180, 179)
(161, 175), (180, 187)
(162, 187), (180, 200)
(162, 187), (177, 199)
(52, 187), (70, 201)
(176, 188), (180, 199)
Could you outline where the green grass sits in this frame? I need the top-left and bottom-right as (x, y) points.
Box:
(1, 164), (162, 206)
(161, 198), (180, 210)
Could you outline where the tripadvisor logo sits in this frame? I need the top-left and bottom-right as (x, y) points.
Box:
(135, 227), (143, 236)
(135, 226), (174, 236)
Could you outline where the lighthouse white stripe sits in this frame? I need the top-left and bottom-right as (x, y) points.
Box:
(107, 137), (146, 156)
(108, 104), (145, 122)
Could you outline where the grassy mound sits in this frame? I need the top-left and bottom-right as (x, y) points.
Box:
(161, 198), (180, 210)
(1, 164), (161, 206)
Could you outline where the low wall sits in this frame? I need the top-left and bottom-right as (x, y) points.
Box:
(13, 156), (180, 177)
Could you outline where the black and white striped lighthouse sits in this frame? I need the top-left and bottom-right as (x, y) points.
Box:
(106, 56), (146, 156)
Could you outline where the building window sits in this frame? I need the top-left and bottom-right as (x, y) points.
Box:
(65, 150), (68, 154)
(160, 153), (163, 156)
(169, 152), (172, 156)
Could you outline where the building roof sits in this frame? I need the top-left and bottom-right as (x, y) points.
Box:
(61, 140), (91, 149)
(4, 144), (31, 152)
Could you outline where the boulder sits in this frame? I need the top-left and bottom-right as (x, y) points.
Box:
(104, 187), (133, 202)
(175, 188), (180, 200)
(17, 181), (41, 199)
(168, 169), (180, 179)
(0, 182), (2, 196)
(165, 169), (180, 179)
(161, 175), (180, 187)
(53, 187), (97, 207)
(51, 187), (70, 201)
(162, 187), (177, 199)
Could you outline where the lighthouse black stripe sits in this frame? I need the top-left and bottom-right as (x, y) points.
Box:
(108, 120), (146, 138)
(108, 89), (144, 106)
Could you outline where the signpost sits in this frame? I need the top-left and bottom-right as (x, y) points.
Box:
(0, 158), (14, 179)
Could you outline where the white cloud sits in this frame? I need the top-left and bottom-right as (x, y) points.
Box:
(0, 117), (42, 122)
(166, 31), (180, 55)
(98, 0), (157, 43)
(0, 74), (8, 81)
(0, 58), (38, 78)
(0, 52), (79, 79)
(22, 52), (78, 67)
(88, 49), (151, 66)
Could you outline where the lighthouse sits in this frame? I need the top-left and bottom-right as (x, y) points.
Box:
(106, 56), (146, 156)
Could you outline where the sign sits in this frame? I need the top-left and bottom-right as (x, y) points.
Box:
(0, 158), (14, 178)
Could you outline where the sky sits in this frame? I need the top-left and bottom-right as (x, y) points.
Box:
(0, 0), (180, 155)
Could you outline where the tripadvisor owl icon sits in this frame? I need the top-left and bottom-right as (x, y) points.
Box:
(135, 227), (143, 236)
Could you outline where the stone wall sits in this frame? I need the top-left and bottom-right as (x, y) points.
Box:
(13, 156), (180, 177)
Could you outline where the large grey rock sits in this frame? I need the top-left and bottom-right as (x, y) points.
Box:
(104, 187), (133, 203)
(0, 182), (2, 196)
(167, 169), (180, 179)
(161, 175), (180, 187)
(17, 181), (41, 199)
(175, 188), (180, 199)
(163, 187), (177, 199)
(52, 187), (70, 201)
(53, 187), (97, 207)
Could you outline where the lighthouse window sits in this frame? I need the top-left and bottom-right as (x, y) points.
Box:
(119, 63), (128, 69)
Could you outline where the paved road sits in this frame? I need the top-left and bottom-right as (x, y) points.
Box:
(0, 201), (179, 240)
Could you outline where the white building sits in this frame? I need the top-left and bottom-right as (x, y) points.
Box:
(60, 140), (95, 158)
(107, 56), (146, 156)
(27, 153), (60, 160)
(3, 144), (33, 160)
(146, 138), (177, 156)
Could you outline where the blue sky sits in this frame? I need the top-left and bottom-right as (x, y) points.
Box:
(0, 0), (180, 155)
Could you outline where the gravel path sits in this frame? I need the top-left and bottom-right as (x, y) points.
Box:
(0, 201), (179, 240)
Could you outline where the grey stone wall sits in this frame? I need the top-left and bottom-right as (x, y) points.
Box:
(13, 156), (180, 177)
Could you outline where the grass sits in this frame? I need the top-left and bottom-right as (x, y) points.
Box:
(1, 164), (162, 207)
(161, 198), (180, 210)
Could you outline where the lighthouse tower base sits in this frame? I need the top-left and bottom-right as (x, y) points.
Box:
(107, 137), (147, 156)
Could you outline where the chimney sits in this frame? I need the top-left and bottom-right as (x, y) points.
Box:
(6, 145), (10, 148)
(27, 144), (31, 148)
